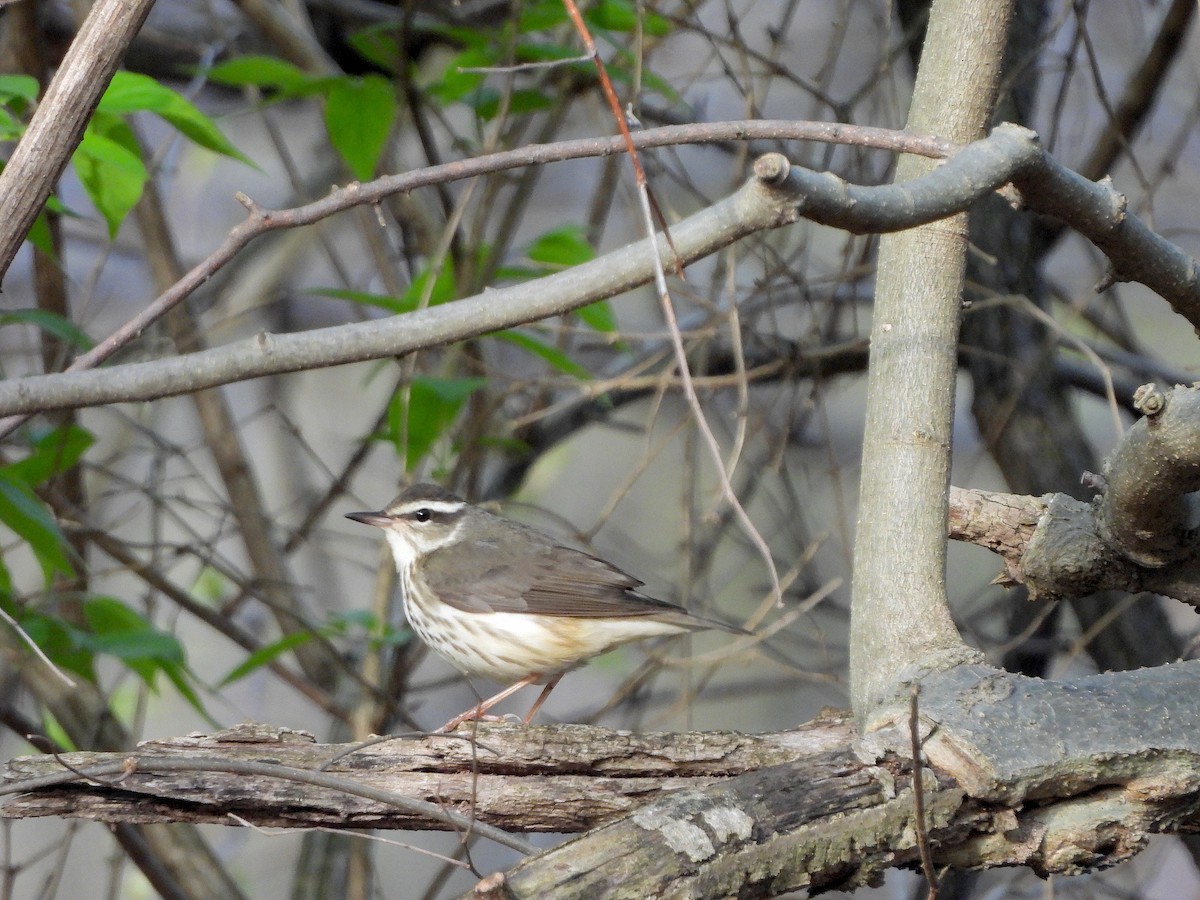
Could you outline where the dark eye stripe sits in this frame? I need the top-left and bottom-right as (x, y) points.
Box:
(403, 506), (461, 525)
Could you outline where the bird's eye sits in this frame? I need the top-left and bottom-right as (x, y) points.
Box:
(413, 508), (433, 523)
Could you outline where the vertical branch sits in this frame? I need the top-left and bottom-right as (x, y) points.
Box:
(849, 0), (1013, 720)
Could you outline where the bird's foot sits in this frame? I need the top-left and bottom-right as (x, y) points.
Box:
(434, 710), (506, 733)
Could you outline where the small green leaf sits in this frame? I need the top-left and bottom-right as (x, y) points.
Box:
(190, 566), (230, 605)
(519, 0), (569, 31)
(493, 331), (590, 379)
(87, 629), (184, 665)
(401, 264), (458, 307)
(311, 260), (457, 312)
(0, 309), (94, 353)
(6, 425), (94, 487)
(24, 212), (54, 259)
(474, 88), (554, 120)
(219, 631), (315, 687)
(387, 376), (486, 469)
(0, 109), (23, 142)
(0, 472), (72, 582)
(18, 611), (94, 680)
(526, 225), (596, 268)
(0, 554), (11, 599)
(40, 712), (77, 752)
(324, 75), (397, 181)
(82, 596), (187, 690)
(346, 27), (403, 75)
(74, 120), (147, 237)
(430, 48), (490, 104)
(575, 300), (618, 334)
(0, 74), (38, 106)
(99, 71), (250, 164)
(586, 0), (671, 35)
(309, 288), (414, 315)
(208, 55), (313, 94)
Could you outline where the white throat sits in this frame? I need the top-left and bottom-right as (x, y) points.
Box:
(383, 530), (420, 571)
(381, 513), (465, 572)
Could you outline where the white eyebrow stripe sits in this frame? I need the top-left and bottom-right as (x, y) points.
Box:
(389, 500), (466, 516)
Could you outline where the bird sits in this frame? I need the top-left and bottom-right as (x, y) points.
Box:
(346, 483), (747, 731)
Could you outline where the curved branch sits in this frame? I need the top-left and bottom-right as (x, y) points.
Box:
(0, 125), (1031, 423)
(2, 124), (1199, 432)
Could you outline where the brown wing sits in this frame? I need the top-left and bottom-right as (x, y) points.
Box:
(422, 530), (691, 619)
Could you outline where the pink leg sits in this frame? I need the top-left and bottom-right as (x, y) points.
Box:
(437, 673), (542, 732)
(521, 673), (563, 724)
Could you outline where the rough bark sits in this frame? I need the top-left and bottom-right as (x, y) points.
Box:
(949, 384), (1200, 608)
(7, 677), (1200, 899)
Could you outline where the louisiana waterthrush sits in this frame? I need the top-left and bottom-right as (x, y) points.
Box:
(347, 483), (746, 731)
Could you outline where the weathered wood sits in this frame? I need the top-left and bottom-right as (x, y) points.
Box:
(10, 667), (1200, 899)
(1, 720), (849, 833)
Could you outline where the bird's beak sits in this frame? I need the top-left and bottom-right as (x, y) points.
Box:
(345, 510), (391, 528)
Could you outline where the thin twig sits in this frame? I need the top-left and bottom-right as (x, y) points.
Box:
(909, 685), (939, 900)
(561, 0), (783, 605)
(0, 606), (76, 688)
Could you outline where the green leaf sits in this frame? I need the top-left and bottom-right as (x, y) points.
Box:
(346, 27), (404, 75)
(40, 712), (77, 752)
(0, 471), (72, 582)
(518, 0), (569, 31)
(474, 88), (554, 120)
(430, 48), (490, 105)
(387, 376), (486, 469)
(0, 75), (36, 141)
(311, 259), (457, 313)
(0, 74), (38, 106)
(310, 288), (414, 315)
(218, 631), (315, 687)
(207, 55), (313, 94)
(74, 119), (148, 237)
(6, 425), (94, 487)
(99, 71), (250, 164)
(402, 264), (458, 307)
(82, 596), (187, 690)
(586, 0), (671, 35)
(575, 300), (618, 333)
(324, 75), (397, 181)
(493, 331), (590, 379)
(18, 611), (95, 680)
(0, 309), (94, 353)
(0, 109), (22, 142)
(190, 566), (230, 605)
(526, 225), (596, 268)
